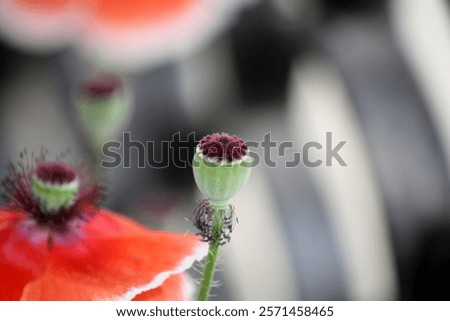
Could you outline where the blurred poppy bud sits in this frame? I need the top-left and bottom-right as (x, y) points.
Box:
(76, 74), (131, 151)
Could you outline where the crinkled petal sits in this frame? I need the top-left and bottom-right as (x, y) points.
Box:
(132, 273), (194, 301)
(20, 210), (207, 300)
(0, 209), (48, 300)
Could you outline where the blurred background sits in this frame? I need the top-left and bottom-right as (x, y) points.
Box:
(0, 0), (450, 300)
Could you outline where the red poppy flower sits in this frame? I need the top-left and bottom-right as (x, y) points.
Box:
(0, 0), (254, 69)
(0, 153), (207, 300)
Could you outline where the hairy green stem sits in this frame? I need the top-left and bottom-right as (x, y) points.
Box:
(197, 214), (223, 301)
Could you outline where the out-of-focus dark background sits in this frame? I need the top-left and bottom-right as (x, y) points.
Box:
(1, 0), (450, 300)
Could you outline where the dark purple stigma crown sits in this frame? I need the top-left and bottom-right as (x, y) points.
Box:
(198, 133), (248, 163)
(80, 75), (122, 99)
(35, 161), (77, 185)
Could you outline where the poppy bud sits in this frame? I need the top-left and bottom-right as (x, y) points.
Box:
(192, 133), (251, 245)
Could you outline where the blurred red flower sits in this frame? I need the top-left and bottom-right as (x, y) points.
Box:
(0, 0), (254, 70)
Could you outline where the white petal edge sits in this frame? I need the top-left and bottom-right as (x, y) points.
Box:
(0, 0), (85, 52)
(181, 273), (196, 301)
(107, 241), (207, 301)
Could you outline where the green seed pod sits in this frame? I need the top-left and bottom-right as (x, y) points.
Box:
(192, 133), (252, 208)
(31, 162), (79, 213)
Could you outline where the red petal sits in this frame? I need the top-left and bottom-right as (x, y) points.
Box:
(92, 0), (195, 26)
(21, 209), (207, 300)
(132, 273), (193, 301)
(0, 209), (48, 300)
